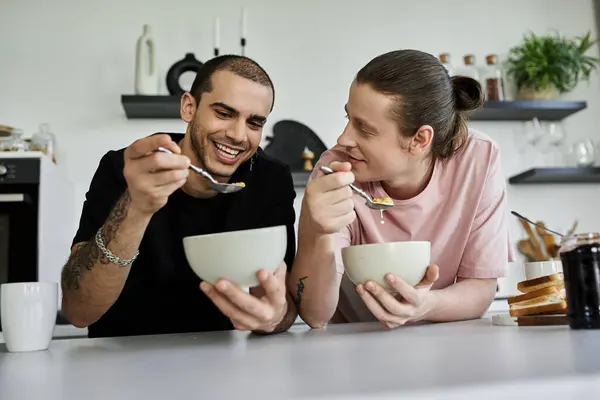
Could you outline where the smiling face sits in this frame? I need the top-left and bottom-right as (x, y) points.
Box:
(338, 81), (434, 184)
(181, 70), (273, 180)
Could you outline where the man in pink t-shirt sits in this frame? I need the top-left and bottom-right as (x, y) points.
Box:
(289, 50), (514, 329)
(310, 130), (513, 324)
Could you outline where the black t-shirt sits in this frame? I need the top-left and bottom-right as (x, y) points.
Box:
(71, 133), (297, 338)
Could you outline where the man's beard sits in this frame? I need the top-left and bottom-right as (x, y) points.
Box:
(189, 119), (236, 179)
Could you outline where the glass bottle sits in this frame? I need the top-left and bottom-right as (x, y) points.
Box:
(558, 233), (600, 329)
(8, 129), (29, 152)
(438, 53), (454, 76)
(457, 54), (480, 82)
(0, 134), (10, 152)
(483, 54), (505, 101)
(30, 123), (57, 163)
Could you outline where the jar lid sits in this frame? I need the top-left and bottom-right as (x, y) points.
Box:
(464, 54), (476, 65)
(485, 54), (498, 65)
(559, 232), (600, 253)
(439, 53), (451, 63)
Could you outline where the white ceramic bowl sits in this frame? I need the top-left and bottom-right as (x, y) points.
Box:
(183, 225), (287, 288)
(524, 260), (563, 280)
(341, 241), (431, 291)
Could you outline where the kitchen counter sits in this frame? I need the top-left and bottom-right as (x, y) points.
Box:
(0, 299), (511, 343)
(1, 318), (599, 399)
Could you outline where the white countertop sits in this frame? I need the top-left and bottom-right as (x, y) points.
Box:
(0, 151), (45, 158)
(1, 317), (599, 399)
(0, 302), (509, 344)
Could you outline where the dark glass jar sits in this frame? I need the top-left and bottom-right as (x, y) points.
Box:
(558, 233), (600, 329)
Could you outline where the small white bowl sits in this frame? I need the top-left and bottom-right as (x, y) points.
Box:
(524, 260), (563, 280)
(183, 225), (287, 288)
(341, 241), (431, 290)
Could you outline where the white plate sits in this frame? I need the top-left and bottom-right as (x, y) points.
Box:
(491, 313), (517, 326)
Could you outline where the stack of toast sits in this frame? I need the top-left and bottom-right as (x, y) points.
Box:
(507, 273), (566, 317)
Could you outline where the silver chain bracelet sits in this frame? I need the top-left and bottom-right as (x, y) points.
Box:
(94, 228), (139, 267)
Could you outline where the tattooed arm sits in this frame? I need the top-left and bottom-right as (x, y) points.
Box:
(62, 135), (190, 327)
(61, 190), (153, 327)
(288, 228), (346, 329)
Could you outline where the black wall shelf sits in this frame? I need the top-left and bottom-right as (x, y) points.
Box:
(470, 100), (586, 122)
(121, 96), (587, 122)
(508, 167), (600, 184)
(294, 167), (600, 186)
(121, 95), (180, 119)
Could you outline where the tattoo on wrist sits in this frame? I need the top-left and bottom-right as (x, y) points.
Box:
(295, 276), (308, 306)
(61, 190), (132, 291)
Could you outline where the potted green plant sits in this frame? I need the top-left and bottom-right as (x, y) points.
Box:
(505, 31), (599, 100)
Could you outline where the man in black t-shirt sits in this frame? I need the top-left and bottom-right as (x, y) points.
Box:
(60, 55), (298, 338)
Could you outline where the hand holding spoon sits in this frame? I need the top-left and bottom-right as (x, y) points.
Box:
(157, 147), (245, 194)
(320, 165), (394, 211)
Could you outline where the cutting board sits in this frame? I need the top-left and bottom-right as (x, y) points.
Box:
(492, 313), (568, 326)
(263, 119), (328, 172)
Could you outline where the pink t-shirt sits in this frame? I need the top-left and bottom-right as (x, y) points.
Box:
(308, 130), (514, 323)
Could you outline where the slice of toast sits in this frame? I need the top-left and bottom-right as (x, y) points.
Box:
(509, 295), (567, 317)
(517, 273), (564, 294)
(509, 301), (567, 317)
(507, 285), (565, 305)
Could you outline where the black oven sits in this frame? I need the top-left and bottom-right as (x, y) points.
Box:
(0, 158), (68, 330)
(0, 159), (40, 287)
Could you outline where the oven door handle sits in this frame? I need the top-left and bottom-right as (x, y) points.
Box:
(0, 194), (26, 202)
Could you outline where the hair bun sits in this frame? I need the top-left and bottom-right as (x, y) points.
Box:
(451, 76), (484, 112)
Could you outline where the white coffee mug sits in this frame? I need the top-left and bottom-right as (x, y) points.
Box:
(1, 282), (58, 352)
(524, 260), (563, 280)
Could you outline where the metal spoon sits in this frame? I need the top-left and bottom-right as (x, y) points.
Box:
(511, 211), (564, 237)
(157, 147), (244, 194)
(320, 166), (394, 211)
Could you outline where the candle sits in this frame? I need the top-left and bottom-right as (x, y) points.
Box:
(214, 17), (220, 49)
(241, 8), (247, 38)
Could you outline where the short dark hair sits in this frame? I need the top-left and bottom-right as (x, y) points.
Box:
(189, 54), (275, 111)
(355, 49), (484, 161)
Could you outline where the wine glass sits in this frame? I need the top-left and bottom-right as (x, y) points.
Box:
(514, 118), (543, 154)
(542, 122), (567, 166)
(570, 139), (596, 167)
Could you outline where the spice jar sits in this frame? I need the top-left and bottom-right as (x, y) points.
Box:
(558, 232), (600, 329)
(458, 54), (480, 82)
(0, 133), (10, 152)
(482, 54), (505, 101)
(438, 53), (454, 76)
(7, 129), (29, 152)
(30, 123), (57, 163)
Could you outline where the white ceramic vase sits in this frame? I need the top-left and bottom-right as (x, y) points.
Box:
(134, 24), (159, 95)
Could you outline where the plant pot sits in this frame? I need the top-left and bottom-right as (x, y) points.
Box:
(517, 86), (559, 101)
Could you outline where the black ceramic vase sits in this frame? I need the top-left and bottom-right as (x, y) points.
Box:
(165, 53), (203, 96)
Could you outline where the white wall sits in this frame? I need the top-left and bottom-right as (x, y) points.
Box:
(2, 0), (600, 284)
